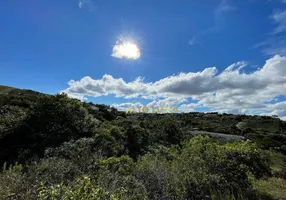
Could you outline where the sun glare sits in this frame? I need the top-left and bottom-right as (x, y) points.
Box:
(112, 40), (141, 60)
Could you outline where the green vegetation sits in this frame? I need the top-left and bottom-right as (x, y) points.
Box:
(0, 85), (286, 199)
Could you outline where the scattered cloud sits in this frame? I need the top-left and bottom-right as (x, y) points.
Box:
(188, 37), (197, 46)
(257, 2), (286, 56)
(62, 55), (286, 120)
(259, 36), (286, 56)
(78, 0), (84, 8)
(272, 10), (286, 34)
(188, 0), (234, 46)
(215, 0), (235, 16)
(78, 0), (96, 11)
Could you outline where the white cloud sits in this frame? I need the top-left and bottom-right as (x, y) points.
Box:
(266, 101), (286, 119)
(62, 55), (286, 120)
(179, 103), (199, 113)
(146, 97), (188, 107)
(64, 75), (147, 100)
(111, 102), (143, 111)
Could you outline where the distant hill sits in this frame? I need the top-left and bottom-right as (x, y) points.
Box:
(0, 85), (16, 95)
(0, 84), (285, 158)
(0, 85), (45, 107)
(0, 85), (43, 97)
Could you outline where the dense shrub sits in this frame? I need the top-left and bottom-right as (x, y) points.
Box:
(0, 94), (99, 166)
(38, 176), (111, 200)
(135, 136), (271, 200)
(0, 163), (26, 199)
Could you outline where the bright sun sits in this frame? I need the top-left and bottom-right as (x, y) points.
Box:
(112, 40), (141, 60)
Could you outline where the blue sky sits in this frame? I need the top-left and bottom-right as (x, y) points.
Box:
(0, 0), (286, 119)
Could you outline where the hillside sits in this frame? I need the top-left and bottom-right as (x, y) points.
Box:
(0, 85), (16, 95)
(0, 85), (43, 106)
(0, 85), (286, 200)
(0, 85), (42, 96)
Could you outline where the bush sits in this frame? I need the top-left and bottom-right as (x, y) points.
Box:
(135, 136), (271, 199)
(38, 176), (111, 200)
(126, 125), (150, 159)
(44, 137), (103, 174)
(99, 156), (135, 176)
(26, 157), (81, 186)
(0, 162), (32, 199)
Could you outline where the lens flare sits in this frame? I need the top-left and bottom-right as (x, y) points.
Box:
(112, 40), (141, 59)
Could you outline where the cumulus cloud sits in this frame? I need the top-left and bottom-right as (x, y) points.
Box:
(62, 55), (286, 120)
(146, 97), (188, 107)
(179, 103), (199, 113)
(266, 101), (286, 118)
(64, 75), (147, 100)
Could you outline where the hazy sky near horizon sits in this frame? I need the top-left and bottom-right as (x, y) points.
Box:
(0, 0), (286, 119)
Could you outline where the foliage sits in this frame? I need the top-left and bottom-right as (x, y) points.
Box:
(0, 94), (99, 166)
(0, 162), (26, 199)
(38, 176), (111, 200)
(252, 177), (286, 200)
(0, 86), (286, 199)
(135, 136), (271, 200)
